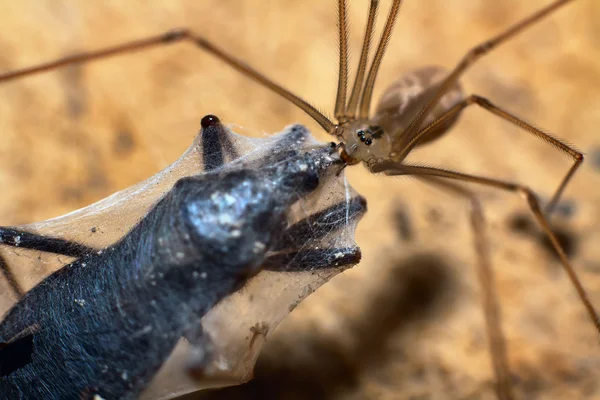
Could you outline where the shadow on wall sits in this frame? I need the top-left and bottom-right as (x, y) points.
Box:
(188, 252), (460, 400)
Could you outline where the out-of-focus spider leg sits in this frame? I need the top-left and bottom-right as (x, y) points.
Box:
(0, 30), (336, 134)
(370, 162), (600, 336)
(401, 0), (575, 149)
(413, 175), (513, 400)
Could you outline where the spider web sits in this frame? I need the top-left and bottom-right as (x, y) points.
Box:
(0, 124), (365, 399)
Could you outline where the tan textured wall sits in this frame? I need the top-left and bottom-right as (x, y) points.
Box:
(1, 1), (599, 398)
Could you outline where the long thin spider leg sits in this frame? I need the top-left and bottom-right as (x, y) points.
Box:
(414, 176), (513, 400)
(358, 0), (403, 120)
(0, 30), (336, 134)
(394, 94), (583, 215)
(334, 0), (350, 121)
(185, 34), (336, 134)
(0, 32), (183, 83)
(401, 0), (575, 144)
(370, 161), (600, 335)
(346, 0), (379, 119)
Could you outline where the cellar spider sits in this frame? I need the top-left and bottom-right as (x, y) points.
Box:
(0, 0), (598, 399)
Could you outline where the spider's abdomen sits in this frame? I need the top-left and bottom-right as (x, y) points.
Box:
(373, 65), (464, 149)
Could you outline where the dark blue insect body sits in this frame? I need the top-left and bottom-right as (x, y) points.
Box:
(0, 116), (365, 399)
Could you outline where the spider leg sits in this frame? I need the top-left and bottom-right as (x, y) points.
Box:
(0, 30), (335, 134)
(394, 94), (582, 215)
(401, 0), (575, 151)
(370, 161), (600, 336)
(413, 175), (513, 400)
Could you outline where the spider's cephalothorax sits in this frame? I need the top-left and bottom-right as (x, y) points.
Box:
(338, 121), (391, 164)
(337, 65), (464, 166)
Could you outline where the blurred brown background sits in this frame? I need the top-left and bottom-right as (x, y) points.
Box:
(1, 0), (600, 398)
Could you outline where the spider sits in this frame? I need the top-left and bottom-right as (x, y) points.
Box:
(0, 0), (597, 398)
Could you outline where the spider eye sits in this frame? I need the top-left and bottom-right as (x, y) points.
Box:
(359, 136), (366, 142)
(364, 138), (372, 146)
(357, 130), (364, 137)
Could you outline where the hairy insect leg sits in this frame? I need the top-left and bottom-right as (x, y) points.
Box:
(265, 195), (365, 272)
(263, 247), (361, 272)
(394, 94), (583, 215)
(334, 0), (350, 121)
(346, 0), (379, 119)
(370, 161), (600, 335)
(414, 176), (513, 400)
(0, 227), (93, 257)
(273, 196), (367, 252)
(401, 0), (575, 154)
(358, 0), (404, 120)
(0, 226), (94, 299)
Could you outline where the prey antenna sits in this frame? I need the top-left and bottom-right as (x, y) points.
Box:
(346, 0), (379, 119)
(358, 0), (403, 120)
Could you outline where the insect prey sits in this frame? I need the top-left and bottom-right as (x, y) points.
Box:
(0, 116), (366, 399)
